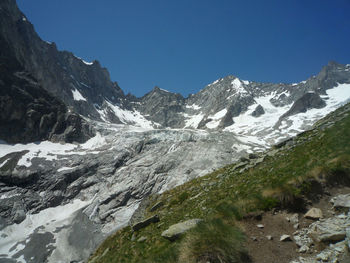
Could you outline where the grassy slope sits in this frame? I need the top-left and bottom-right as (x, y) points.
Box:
(90, 103), (350, 263)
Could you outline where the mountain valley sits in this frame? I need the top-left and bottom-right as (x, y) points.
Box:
(0, 1), (350, 262)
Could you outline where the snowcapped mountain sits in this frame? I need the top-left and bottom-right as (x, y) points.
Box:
(1, 0), (350, 262)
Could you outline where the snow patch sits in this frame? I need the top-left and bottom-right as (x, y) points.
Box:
(0, 158), (10, 168)
(206, 109), (228, 129)
(231, 78), (248, 95)
(209, 79), (221, 86)
(224, 91), (291, 145)
(0, 133), (107, 168)
(104, 101), (156, 129)
(0, 141), (77, 167)
(184, 113), (204, 128)
(81, 132), (106, 149)
(159, 88), (171, 93)
(57, 167), (74, 172)
(73, 55), (93, 65)
(71, 88), (87, 101)
(185, 104), (201, 110)
(0, 199), (91, 262)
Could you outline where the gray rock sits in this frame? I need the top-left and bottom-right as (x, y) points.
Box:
(330, 194), (350, 209)
(304, 208), (323, 220)
(280, 235), (292, 242)
(290, 213), (299, 224)
(298, 245), (309, 253)
(13, 210), (26, 224)
(161, 219), (202, 241)
(308, 215), (350, 243)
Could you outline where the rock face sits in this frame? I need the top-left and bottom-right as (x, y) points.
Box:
(0, 0), (125, 121)
(330, 194), (350, 209)
(0, 53), (94, 144)
(280, 93), (326, 120)
(161, 219), (202, 241)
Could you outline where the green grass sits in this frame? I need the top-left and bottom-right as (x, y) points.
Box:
(90, 103), (350, 263)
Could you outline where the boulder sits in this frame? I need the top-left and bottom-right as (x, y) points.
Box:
(132, 214), (160, 232)
(289, 213), (299, 224)
(304, 208), (323, 220)
(280, 234), (292, 242)
(161, 219), (202, 241)
(330, 194), (350, 209)
(309, 215), (350, 243)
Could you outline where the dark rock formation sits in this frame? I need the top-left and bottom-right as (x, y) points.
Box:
(0, 60), (94, 144)
(137, 86), (185, 127)
(281, 93), (326, 119)
(0, 0), (125, 120)
(251, 104), (265, 117)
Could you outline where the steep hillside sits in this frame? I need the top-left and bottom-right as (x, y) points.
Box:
(90, 103), (350, 263)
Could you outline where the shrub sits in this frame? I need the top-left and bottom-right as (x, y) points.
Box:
(178, 219), (250, 263)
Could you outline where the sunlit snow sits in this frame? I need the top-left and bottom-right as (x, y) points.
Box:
(99, 101), (156, 129)
(206, 109), (227, 129)
(224, 83), (350, 145)
(71, 88), (87, 101)
(0, 199), (91, 262)
(0, 133), (107, 168)
(185, 104), (201, 110)
(73, 55), (93, 65)
(184, 113), (204, 128)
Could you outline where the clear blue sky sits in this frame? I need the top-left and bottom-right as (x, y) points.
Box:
(17, 0), (350, 97)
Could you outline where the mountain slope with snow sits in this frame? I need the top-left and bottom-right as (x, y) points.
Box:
(1, 1), (350, 262)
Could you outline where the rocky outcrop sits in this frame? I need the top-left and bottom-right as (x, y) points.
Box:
(251, 104), (265, 117)
(281, 93), (326, 119)
(0, 57), (94, 144)
(136, 87), (186, 128)
(132, 214), (160, 231)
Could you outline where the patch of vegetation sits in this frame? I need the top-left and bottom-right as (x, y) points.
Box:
(90, 104), (350, 263)
(178, 219), (250, 263)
